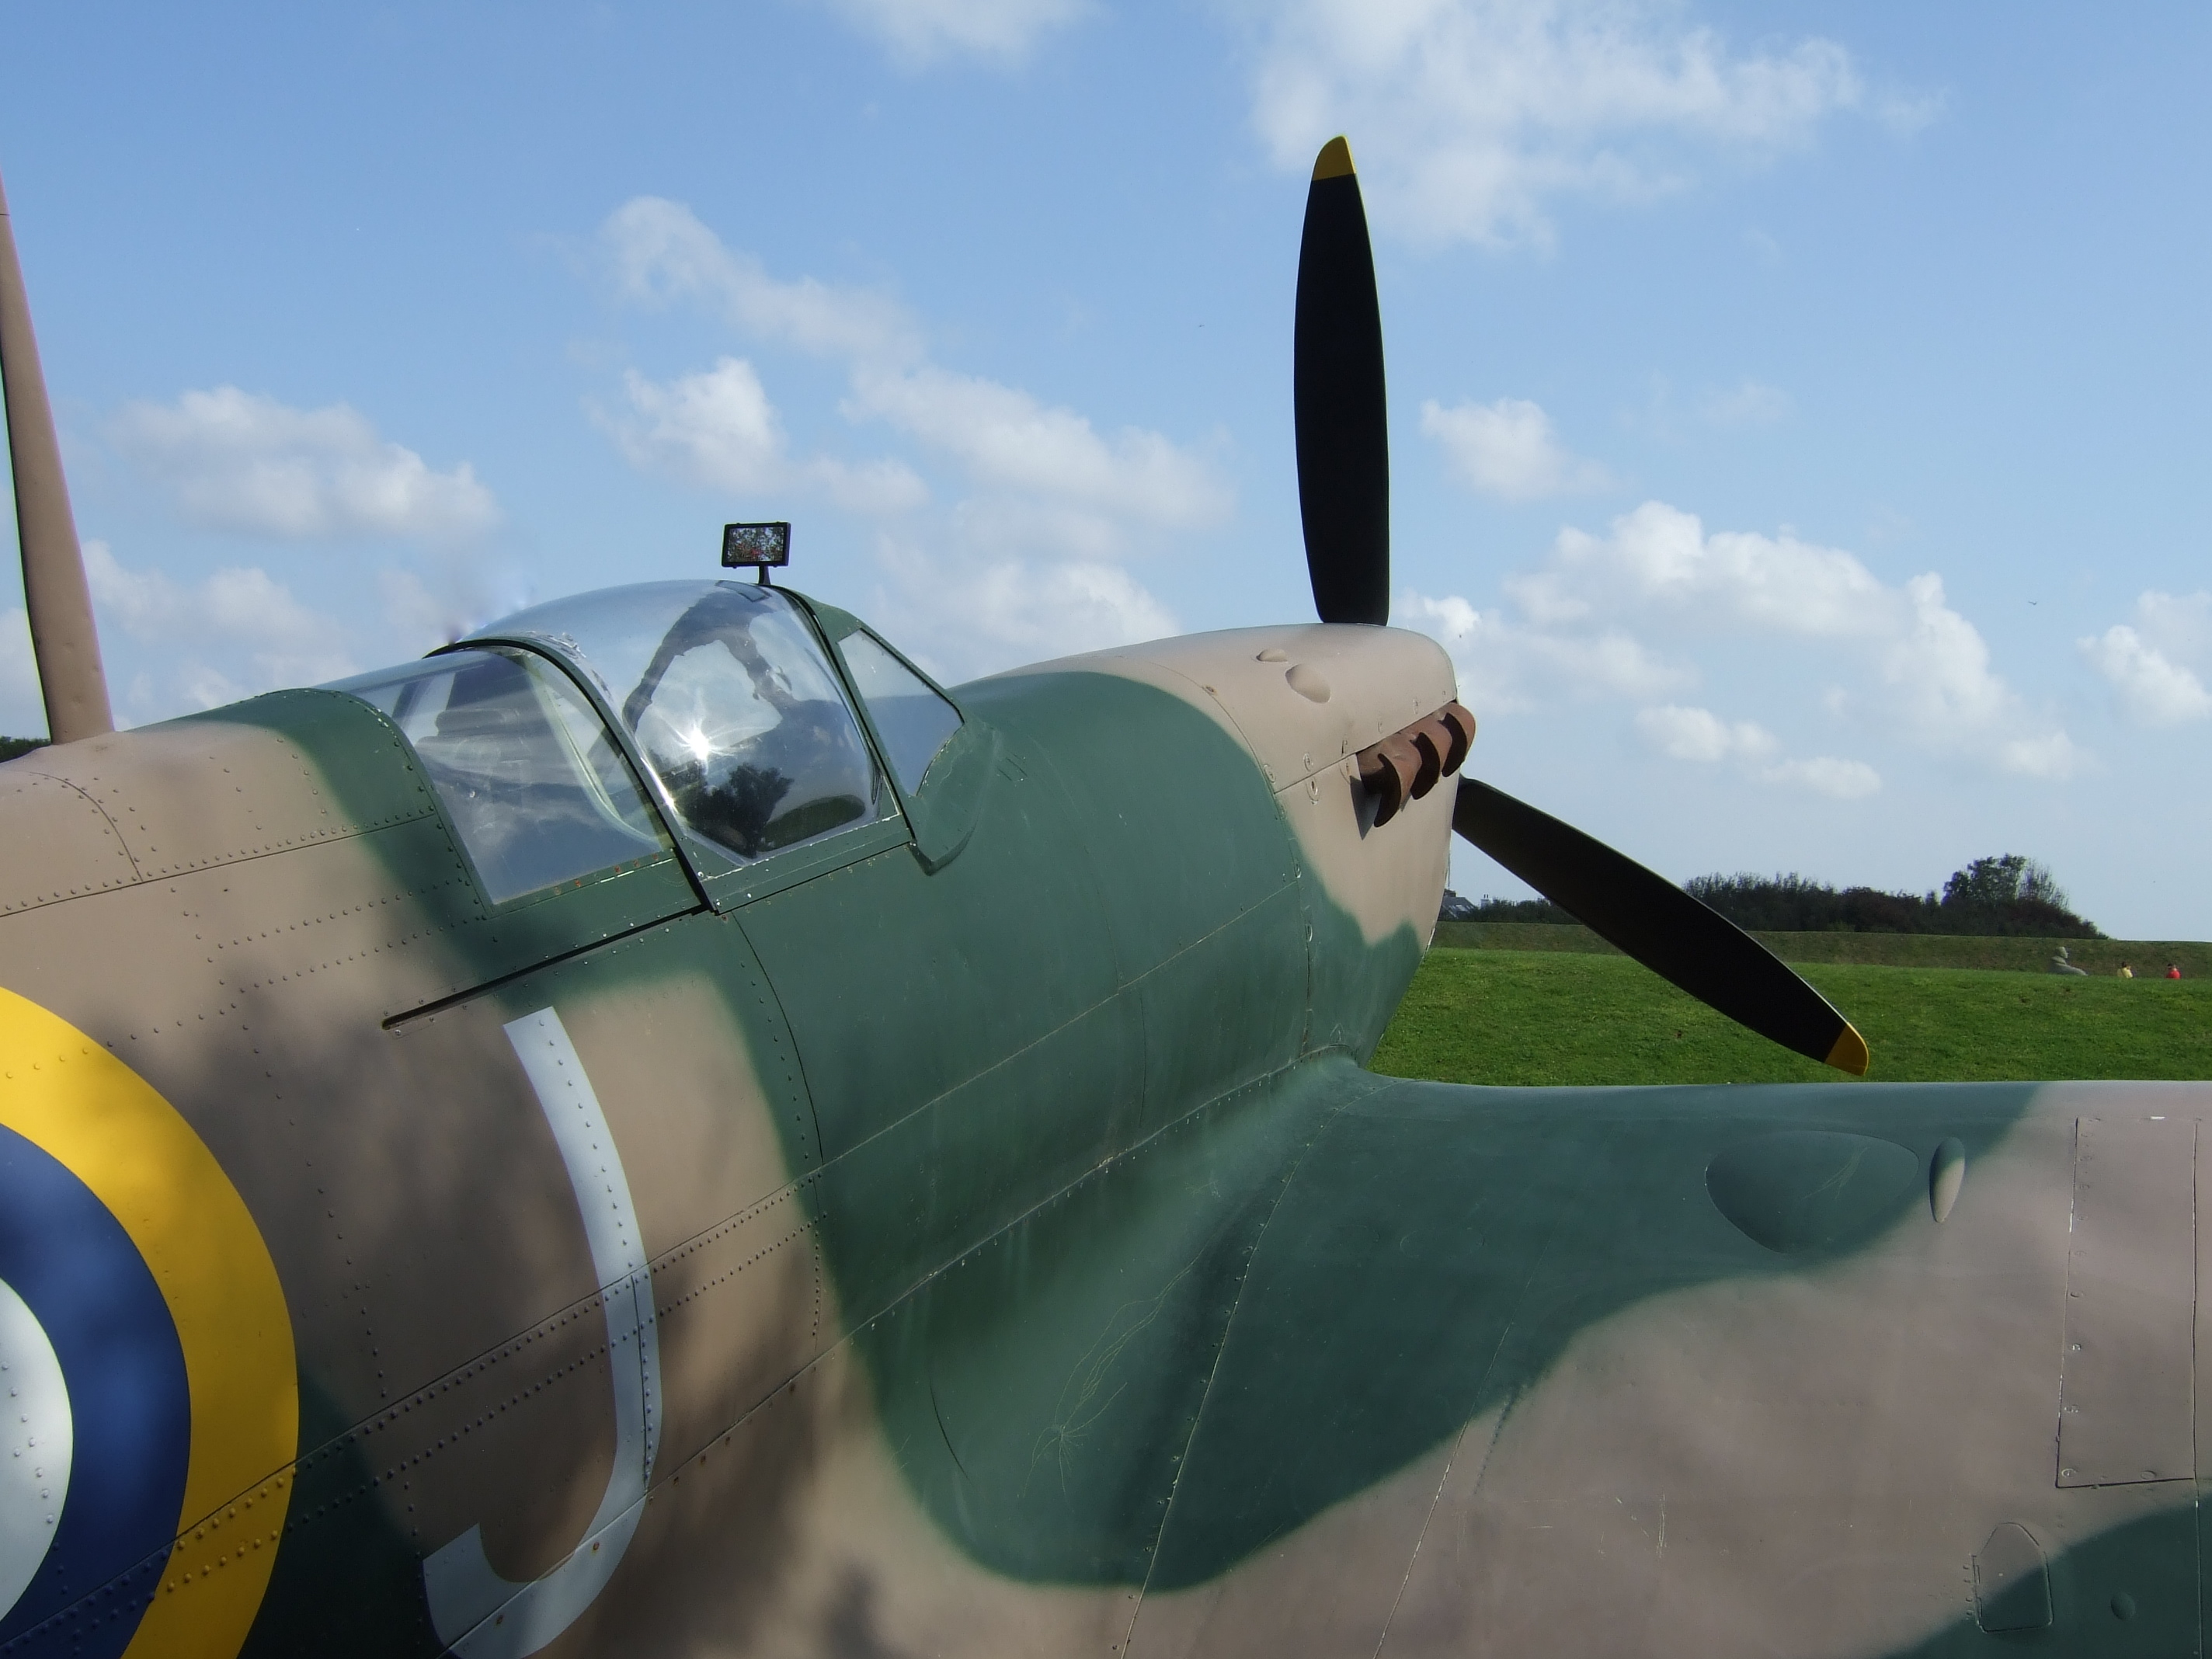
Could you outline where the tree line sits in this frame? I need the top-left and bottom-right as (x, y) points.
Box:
(1449, 854), (2102, 938)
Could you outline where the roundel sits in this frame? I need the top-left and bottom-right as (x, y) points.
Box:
(0, 989), (297, 1659)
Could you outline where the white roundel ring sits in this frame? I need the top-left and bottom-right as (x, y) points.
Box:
(0, 1274), (72, 1620)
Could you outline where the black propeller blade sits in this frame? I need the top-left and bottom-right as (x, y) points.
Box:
(1289, 134), (1867, 1073)
(1295, 137), (1389, 626)
(1452, 777), (1870, 1075)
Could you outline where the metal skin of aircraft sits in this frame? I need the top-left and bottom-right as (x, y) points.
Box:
(0, 139), (2204, 1659)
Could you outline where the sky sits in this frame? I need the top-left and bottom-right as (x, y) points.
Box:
(2, 2), (2207, 937)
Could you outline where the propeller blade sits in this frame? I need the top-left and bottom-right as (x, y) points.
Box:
(1294, 137), (1389, 626)
(1452, 777), (1870, 1075)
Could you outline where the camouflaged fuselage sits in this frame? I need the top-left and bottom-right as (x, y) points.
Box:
(0, 616), (2204, 1658)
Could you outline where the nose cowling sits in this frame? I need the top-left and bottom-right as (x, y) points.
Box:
(1063, 624), (1458, 793)
(1016, 624), (1464, 947)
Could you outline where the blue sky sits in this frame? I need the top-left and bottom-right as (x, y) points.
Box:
(4, 2), (2208, 937)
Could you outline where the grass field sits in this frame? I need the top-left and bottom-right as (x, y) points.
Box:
(1431, 921), (2212, 978)
(1372, 948), (2212, 1087)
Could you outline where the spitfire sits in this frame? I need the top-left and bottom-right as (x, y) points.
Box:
(1, 143), (2206, 1657)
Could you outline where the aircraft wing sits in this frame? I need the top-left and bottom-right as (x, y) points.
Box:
(866, 1057), (2207, 1655)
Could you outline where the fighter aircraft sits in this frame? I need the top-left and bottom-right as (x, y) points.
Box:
(0, 140), (2201, 1658)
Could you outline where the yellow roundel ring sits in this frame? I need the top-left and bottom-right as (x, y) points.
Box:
(0, 987), (297, 1658)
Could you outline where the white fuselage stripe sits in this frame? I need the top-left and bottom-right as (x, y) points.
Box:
(422, 1007), (661, 1658)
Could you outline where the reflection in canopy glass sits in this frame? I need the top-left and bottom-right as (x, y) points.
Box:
(479, 583), (882, 862)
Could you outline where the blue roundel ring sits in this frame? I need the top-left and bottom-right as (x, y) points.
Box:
(0, 1125), (190, 1659)
(0, 989), (298, 1659)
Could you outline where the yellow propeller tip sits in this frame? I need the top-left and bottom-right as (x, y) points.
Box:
(1312, 137), (1356, 181)
(1824, 1022), (1870, 1077)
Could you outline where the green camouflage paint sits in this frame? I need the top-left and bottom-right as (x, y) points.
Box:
(4, 604), (2200, 1657)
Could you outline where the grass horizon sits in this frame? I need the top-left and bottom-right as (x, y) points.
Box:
(1373, 948), (2212, 1088)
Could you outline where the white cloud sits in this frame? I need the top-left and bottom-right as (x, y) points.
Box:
(374, 561), (536, 656)
(1995, 732), (2085, 781)
(603, 358), (927, 515)
(89, 543), (326, 646)
(110, 388), (499, 541)
(1509, 500), (1889, 635)
(1421, 396), (1611, 500)
(867, 534), (1176, 682)
(1763, 756), (1881, 798)
(965, 557), (1174, 659)
(2079, 624), (2212, 725)
(2134, 589), (2212, 661)
(598, 199), (1233, 565)
(1634, 703), (1880, 798)
(377, 569), (454, 653)
(1402, 590), (1689, 714)
(850, 364), (1231, 530)
(1410, 499), (2075, 777)
(2080, 591), (2212, 726)
(85, 541), (356, 716)
(819, 0), (1091, 65)
(613, 358), (781, 490)
(1876, 571), (2012, 740)
(602, 198), (921, 364)
(1247, 0), (1924, 248)
(1508, 503), (2044, 748)
(1699, 378), (1790, 426)
(1635, 702), (1773, 763)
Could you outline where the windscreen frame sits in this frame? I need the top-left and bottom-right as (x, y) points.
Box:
(319, 643), (702, 942)
(781, 591), (972, 827)
(457, 586), (918, 913)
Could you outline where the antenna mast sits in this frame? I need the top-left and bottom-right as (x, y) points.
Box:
(0, 167), (112, 743)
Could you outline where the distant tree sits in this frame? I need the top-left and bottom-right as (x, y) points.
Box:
(1683, 872), (1868, 932)
(1937, 854), (2090, 936)
(1447, 860), (2100, 936)
(1442, 892), (1579, 925)
(0, 736), (47, 763)
(1945, 854), (2028, 909)
(1683, 859), (2099, 939)
(1942, 853), (2068, 910)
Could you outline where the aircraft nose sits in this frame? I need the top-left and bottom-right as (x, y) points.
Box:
(1093, 624), (1462, 798)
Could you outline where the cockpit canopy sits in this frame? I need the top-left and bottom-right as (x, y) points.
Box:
(489, 583), (883, 862)
(328, 581), (962, 905)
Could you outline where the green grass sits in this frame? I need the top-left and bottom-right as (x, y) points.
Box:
(1372, 948), (2212, 1087)
(1432, 921), (2212, 978)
